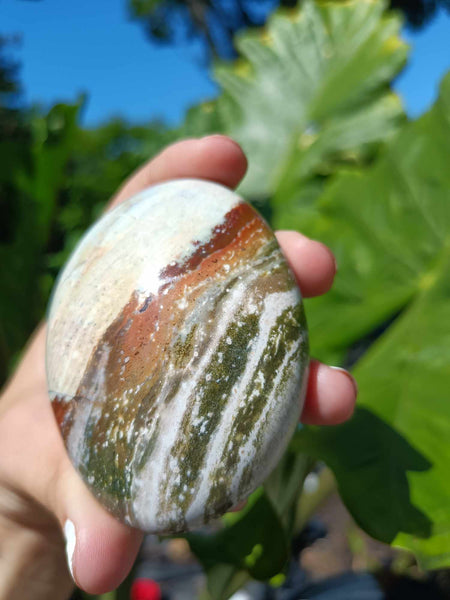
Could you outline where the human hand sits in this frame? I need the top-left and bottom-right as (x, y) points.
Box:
(0, 136), (357, 599)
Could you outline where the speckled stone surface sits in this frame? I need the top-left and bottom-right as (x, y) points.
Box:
(46, 179), (308, 533)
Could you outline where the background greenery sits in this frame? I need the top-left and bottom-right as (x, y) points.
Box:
(1, 0), (450, 598)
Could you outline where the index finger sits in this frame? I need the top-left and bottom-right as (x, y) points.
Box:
(110, 135), (248, 208)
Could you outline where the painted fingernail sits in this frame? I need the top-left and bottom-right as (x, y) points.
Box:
(330, 366), (358, 396)
(64, 520), (76, 581)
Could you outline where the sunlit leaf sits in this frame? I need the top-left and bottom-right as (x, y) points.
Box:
(303, 71), (450, 360)
(215, 0), (408, 200)
(294, 72), (450, 569)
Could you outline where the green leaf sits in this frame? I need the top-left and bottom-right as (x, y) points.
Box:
(178, 100), (225, 138)
(356, 245), (450, 569)
(215, 0), (408, 200)
(18, 101), (82, 245)
(203, 564), (249, 600)
(0, 101), (82, 381)
(186, 488), (288, 582)
(294, 408), (433, 545)
(263, 440), (313, 532)
(303, 71), (450, 360)
(294, 72), (450, 569)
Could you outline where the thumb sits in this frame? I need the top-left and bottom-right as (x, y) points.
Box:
(57, 465), (144, 594)
(0, 389), (143, 596)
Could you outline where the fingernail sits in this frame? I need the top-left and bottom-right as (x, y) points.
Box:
(330, 366), (358, 396)
(64, 520), (76, 581)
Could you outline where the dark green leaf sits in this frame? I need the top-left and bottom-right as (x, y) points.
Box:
(186, 488), (288, 581)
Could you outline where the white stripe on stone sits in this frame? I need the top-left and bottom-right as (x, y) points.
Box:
(185, 288), (302, 523)
(130, 272), (260, 529)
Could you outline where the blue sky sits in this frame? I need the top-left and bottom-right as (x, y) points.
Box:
(1, 0), (449, 127)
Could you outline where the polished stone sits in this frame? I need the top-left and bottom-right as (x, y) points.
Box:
(46, 179), (308, 533)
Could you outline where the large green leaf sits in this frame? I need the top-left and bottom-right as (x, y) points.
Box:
(215, 0), (408, 200)
(302, 71), (450, 360)
(294, 72), (450, 569)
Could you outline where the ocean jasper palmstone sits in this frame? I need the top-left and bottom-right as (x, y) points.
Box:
(46, 178), (308, 534)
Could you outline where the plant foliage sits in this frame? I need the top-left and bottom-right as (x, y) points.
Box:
(215, 0), (408, 200)
(180, 0), (450, 586)
(294, 72), (450, 570)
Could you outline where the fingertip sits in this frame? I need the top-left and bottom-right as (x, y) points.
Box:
(72, 517), (143, 594)
(197, 134), (248, 188)
(110, 135), (248, 208)
(276, 231), (337, 297)
(200, 133), (243, 153)
(58, 470), (143, 594)
(301, 360), (357, 426)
